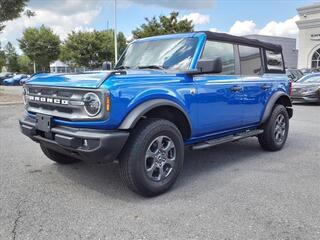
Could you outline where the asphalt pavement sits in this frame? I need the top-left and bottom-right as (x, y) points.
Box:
(0, 104), (319, 240)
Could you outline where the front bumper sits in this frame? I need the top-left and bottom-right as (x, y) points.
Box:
(19, 116), (129, 162)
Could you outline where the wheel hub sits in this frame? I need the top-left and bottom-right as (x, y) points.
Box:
(145, 135), (176, 181)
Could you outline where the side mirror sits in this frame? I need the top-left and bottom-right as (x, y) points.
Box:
(196, 57), (222, 74)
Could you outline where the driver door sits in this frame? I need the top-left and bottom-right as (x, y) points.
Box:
(194, 40), (244, 136)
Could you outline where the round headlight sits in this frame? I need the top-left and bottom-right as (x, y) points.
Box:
(83, 92), (101, 117)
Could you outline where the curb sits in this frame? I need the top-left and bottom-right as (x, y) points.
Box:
(0, 101), (23, 106)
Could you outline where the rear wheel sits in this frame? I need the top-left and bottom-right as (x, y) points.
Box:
(119, 119), (184, 197)
(258, 104), (289, 151)
(40, 145), (81, 164)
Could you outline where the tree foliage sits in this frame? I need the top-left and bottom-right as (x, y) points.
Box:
(4, 42), (19, 72)
(132, 12), (194, 39)
(0, 0), (34, 32)
(60, 30), (126, 68)
(0, 43), (5, 71)
(18, 54), (33, 73)
(18, 25), (61, 72)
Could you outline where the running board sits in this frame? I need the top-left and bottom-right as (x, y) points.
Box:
(191, 129), (264, 150)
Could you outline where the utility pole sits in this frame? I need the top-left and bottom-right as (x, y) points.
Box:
(114, 0), (118, 65)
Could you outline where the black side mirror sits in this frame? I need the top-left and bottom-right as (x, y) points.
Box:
(196, 57), (222, 74)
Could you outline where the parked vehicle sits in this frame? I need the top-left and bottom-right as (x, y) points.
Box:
(3, 74), (28, 86)
(286, 69), (304, 82)
(19, 76), (31, 85)
(0, 72), (13, 85)
(300, 68), (312, 75)
(19, 32), (293, 196)
(291, 73), (320, 103)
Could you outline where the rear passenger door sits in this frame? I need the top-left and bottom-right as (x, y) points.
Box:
(194, 41), (244, 136)
(239, 45), (271, 126)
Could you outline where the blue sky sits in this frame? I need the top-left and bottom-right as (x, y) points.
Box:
(0, 0), (314, 50)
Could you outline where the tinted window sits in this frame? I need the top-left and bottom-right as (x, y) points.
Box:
(266, 50), (284, 71)
(239, 46), (262, 75)
(201, 41), (235, 74)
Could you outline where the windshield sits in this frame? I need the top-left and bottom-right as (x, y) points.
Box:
(115, 37), (198, 71)
(297, 74), (320, 83)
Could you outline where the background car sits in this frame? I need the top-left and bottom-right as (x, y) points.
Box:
(300, 68), (312, 75)
(291, 73), (320, 103)
(19, 75), (31, 85)
(3, 74), (28, 86)
(0, 72), (13, 85)
(286, 69), (304, 82)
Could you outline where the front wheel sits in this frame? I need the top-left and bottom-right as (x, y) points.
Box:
(119, 119), (184, 197)
(258, 104), (289, 151)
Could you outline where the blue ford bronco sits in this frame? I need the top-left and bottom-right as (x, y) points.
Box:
(20, 31), (293, 196)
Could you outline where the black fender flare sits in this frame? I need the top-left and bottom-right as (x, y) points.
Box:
(118, 99), (192, 131)
(260, 91), (292, 124)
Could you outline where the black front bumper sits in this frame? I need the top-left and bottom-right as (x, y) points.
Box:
(19, 116), (129, 162)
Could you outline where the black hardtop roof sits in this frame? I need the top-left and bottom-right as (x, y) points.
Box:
(200, 31), (282, 53)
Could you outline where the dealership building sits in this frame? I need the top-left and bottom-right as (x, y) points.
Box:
(297, 3), (320, 69)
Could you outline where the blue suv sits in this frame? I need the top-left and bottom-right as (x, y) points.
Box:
(19, 31), (293, 196)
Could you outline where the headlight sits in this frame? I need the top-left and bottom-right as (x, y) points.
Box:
(83, 92), (101, 117)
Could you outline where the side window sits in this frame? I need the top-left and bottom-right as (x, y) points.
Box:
(239, 45), (262, 76)
(265, 50), (284, 71)
(201, 41), (235, 74)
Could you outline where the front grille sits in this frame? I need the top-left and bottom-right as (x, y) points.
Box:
(24, 86), (107, 121)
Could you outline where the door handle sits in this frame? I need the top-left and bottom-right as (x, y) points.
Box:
(261, 84), (271, 90)
(230, 85), (242, 92)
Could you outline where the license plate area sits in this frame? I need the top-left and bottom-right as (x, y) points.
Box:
(36, 114), (53, 133)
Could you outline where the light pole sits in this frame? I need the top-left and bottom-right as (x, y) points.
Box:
(114, 0), (118, 65)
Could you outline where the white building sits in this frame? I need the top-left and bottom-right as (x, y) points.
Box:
(246, 34), (298, 69)
(296, 3), (320, 69)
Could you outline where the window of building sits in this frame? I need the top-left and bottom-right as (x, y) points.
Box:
(239, 46), (262, 75)
(266, 50), (284, 71)
(201, 41), (235, 74)
(311, 49), (320, 69)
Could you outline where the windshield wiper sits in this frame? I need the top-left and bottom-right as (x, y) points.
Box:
(114, 65), (131, 70)
(138, 65), (165, 70)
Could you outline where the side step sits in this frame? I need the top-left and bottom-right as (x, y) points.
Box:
(191, 129), (264, 150)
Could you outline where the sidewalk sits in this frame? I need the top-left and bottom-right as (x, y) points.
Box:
(0, 86), (23, 105)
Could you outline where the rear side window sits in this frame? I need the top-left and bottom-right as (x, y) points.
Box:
(201, 41), (235, 74)
(266, 50), (284, 71)
(239, 46), (262, 76)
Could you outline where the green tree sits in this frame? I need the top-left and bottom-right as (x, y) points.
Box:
(18, 25), (61, 72)
(132, 12), (194, 39)
(4, 42), (20, 72)
(18, 54), (33, 74)
(0, 43), (5, 71)
(0, 0), (34, 32)
(61, 30), (126, 68)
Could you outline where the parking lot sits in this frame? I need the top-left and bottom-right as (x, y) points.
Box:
(0, 103), (319, 240)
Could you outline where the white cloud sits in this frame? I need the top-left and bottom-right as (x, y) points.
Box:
(259, 16), (300, 37)
(126, 0), (214, 10)
(0, 0), (102, 51)
(228, 16), (299, 38)
(181, 13), (210, 25)
(209, 28), (218, 32)
(229, 20), (257, 36)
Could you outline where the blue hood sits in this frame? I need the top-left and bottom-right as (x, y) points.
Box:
(26, 70), (168, 88)
(26, 71), (111, 88)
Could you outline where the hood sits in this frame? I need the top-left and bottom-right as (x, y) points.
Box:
(292, 82), (320, 88)
(26, 70), (168, 89)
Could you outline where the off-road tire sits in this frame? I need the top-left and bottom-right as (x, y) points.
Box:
(40, 145), (81, 164)
(258, 104), (289, 151)
(119, 118), (184, 197)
